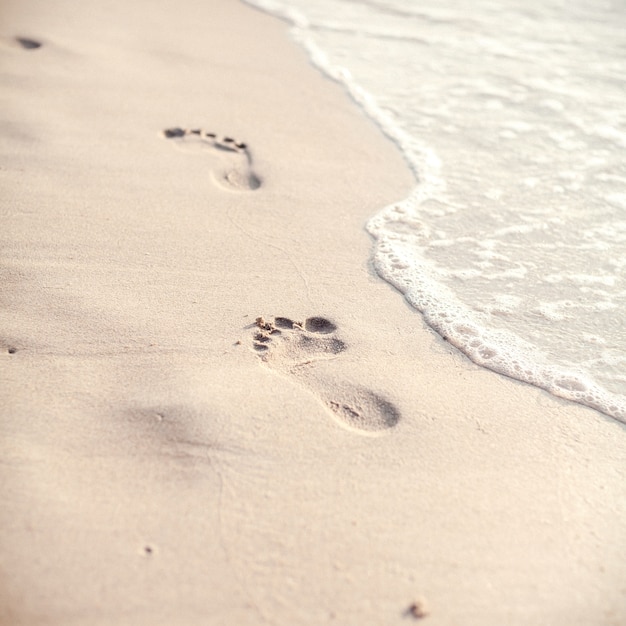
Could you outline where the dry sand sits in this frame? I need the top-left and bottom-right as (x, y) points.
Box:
(1, 0), (625, 624)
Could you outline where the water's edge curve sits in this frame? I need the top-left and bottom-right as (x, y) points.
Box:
(242, 0), (626, 424)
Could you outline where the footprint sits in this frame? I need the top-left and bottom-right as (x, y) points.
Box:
(250, 316), (401, 435)
(162, 127), (261, 191)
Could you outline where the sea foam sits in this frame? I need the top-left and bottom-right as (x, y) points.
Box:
(244, 0), (626, 423)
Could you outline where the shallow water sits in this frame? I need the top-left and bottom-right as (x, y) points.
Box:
(244, 0), (626, 422)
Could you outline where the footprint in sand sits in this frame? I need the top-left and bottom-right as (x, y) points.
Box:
(162, 127), (261, 191)
(250, 316), (401, 435)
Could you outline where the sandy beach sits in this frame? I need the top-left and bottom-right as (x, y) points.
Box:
(1, 0), (626, 624)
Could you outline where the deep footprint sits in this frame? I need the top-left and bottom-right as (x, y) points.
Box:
(162, 127), (261, 191)
(250, 316), (401, 435)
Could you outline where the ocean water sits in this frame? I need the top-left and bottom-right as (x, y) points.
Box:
(244, 0), (626, 423)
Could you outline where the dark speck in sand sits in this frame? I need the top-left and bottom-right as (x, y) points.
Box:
(16, 37), (42, 49)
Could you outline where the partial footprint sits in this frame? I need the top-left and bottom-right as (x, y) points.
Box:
(162, 127), (261, 191)
(250, 316), (401, 435)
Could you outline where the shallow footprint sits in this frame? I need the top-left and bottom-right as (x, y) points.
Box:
(162, 127), (261, 191)
(250, 316), (400, 435)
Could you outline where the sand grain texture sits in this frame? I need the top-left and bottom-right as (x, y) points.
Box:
(1, 1), (625, 625)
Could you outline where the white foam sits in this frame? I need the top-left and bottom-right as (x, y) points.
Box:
(243, 0), (626, 424)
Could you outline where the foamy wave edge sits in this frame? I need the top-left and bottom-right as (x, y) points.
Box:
(242, 0), (626, 424)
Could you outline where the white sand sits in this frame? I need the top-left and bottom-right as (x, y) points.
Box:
(1, 1), (625, 624)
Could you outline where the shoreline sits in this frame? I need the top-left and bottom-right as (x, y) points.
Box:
(2, 0), (625, 624)
(245, 1), (626, 426)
